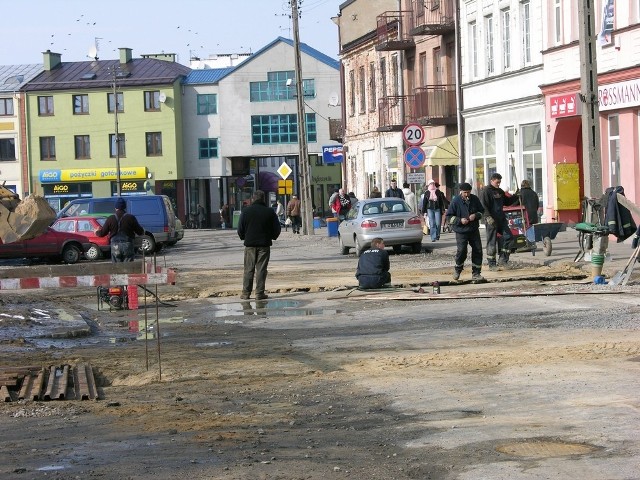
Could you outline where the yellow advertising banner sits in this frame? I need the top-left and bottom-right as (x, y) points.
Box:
(40, 167), (147, 182)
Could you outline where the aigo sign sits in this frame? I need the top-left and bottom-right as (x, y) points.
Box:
(549, 94), (581, 118)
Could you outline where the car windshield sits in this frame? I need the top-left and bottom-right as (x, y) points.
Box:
(363, 201), (407, 215)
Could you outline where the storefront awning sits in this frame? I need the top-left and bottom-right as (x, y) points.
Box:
(422, 135), (459, 167)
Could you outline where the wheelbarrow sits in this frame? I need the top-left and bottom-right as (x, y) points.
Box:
(526, 222), (566, 256)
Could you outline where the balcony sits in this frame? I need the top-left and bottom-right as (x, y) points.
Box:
(414, 84), (457, 125)
(376, 11), (415, 51)
(329, 118), (344, 143)
(377, 95), (416, 132)
(410, 0), (455, 36)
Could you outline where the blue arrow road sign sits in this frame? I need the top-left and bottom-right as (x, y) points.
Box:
(404, 146), (425, 169)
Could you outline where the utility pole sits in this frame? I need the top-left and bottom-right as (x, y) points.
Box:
(578, 0), (602, 198)
(578, 0), (606, 279)
(291, 0), (314, 235)
(111, 68), (122, 196)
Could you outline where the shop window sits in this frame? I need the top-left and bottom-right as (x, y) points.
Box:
(470, 130), (496, 191)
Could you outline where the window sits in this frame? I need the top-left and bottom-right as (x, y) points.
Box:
(249, 71), (315, 102)
(109, 133), (126, 158)
(554, 0), (562, 45)
(358, 66), (366, 113)
(0, 138), (16, 161)
(107, 92), (124, 113)
(522, 1), (531, 64)
(521, 123), (543, 196)
(608, 115), (620, 187)
(501, 9), (511, 70)
(380, 58), (387, 98)
(197, 94), (217, 114)
(198, 138), (219, 159)
(146, 132), (162, 156)
(40, 137), (56, 160)
(38, 96), (54, 116)
(0, 98), (14, 116)
(391, 54), (399, 96)
(349, 70), (355, 116)
(470, 130), (496, 192)
(250, 113), (316, 144)
(469, 21), (478, 78)
(73, 94), (89, 114)
(144, 91), (161, 111)
(433, 47), (442, 85)
(418, 52), (427, 87)
(485, 15), (494, 75)
(74, 135), (91, 159)
(369, 62), (377, 111)
(505, 126), (516, 190)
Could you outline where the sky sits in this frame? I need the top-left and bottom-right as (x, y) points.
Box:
(2, 0), (342, 66)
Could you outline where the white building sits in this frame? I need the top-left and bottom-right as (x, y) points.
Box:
(182, 38), (341, 225)
(460, 0), (546, 212)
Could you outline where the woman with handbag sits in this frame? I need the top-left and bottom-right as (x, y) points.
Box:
(422, 180), (447, 242)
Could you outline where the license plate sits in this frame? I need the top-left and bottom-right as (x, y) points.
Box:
(383, 221), (403, 229)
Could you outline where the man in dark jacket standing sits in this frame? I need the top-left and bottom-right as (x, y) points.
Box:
(518, 180), (540, 225)
(95, 197), (144, 262)
(355, 238), (391, 289)
(385, 180), (404, 199)
(445, 183), (485, 282)
(479, 173), (519, 269)
(237, 190), (281, 300)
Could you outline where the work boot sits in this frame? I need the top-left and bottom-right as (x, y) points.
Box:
(488, 261), (498, 272)
(240, 292), (251, 300)
(452, 270), (461, 281)
(471, 272), (485, 283)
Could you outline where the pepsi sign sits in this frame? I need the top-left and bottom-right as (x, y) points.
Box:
(322, 145), (344, 164)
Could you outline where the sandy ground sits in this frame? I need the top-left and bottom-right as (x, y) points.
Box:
(0, 230), (639, 479)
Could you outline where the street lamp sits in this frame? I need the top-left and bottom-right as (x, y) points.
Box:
(110, 67), (122, 196)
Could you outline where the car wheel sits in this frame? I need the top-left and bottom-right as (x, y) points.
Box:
(338, 235), (350, 255)
(139, 234), (156, 254)
(85, 243), (101, 261)
(61, 244), (81, 264)
(411, 242), (423, 254)
(392, 245), (402, 253)
(354, 236), (364, 257)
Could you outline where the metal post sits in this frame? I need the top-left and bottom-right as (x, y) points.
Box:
(454, 0), (465, 184)
(291, 0), (314, 235)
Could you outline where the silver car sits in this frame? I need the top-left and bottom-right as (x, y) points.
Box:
(338, 198), (423, 256)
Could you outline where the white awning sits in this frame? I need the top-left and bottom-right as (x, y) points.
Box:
(422, 134), (459, 167)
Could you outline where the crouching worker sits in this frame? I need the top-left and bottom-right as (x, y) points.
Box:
(356, 237), (391, 289)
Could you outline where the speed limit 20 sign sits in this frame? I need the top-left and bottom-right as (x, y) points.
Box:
(402, 122), (425, 146)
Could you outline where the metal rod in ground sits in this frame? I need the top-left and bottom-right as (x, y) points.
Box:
(154, 254), (162, 382)
(144, 278), (149, 372)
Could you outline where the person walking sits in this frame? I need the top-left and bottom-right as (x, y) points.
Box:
(220, 204), (230, 229)
(370, 186), (382, 198)
(517, 180), (540, 225)
(479, 173), (519, 269)
(95, 197), (144, 262)
(402, 182), (417, 212)
(286, 194), (302, 234)
(445, 183), (485, 282)
(328, 189), (340, 218)
(355, 238), (391, 289)
(237, 190), (281, 300)
(385, 180), (404, 199)
(331, 188), (352, 220)
(422, 179), (447, 242)
(197, 204), (206, 229)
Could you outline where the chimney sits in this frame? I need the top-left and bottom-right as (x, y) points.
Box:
(43, 50), (62, 71)
(119, 48), (133, 64)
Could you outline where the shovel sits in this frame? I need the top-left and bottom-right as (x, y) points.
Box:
(610, 244), (640, 285)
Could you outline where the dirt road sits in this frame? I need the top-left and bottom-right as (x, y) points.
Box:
(0, 230), (639, 479)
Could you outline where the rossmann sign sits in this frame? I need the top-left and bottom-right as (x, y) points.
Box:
(598, 78), (640, 111)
